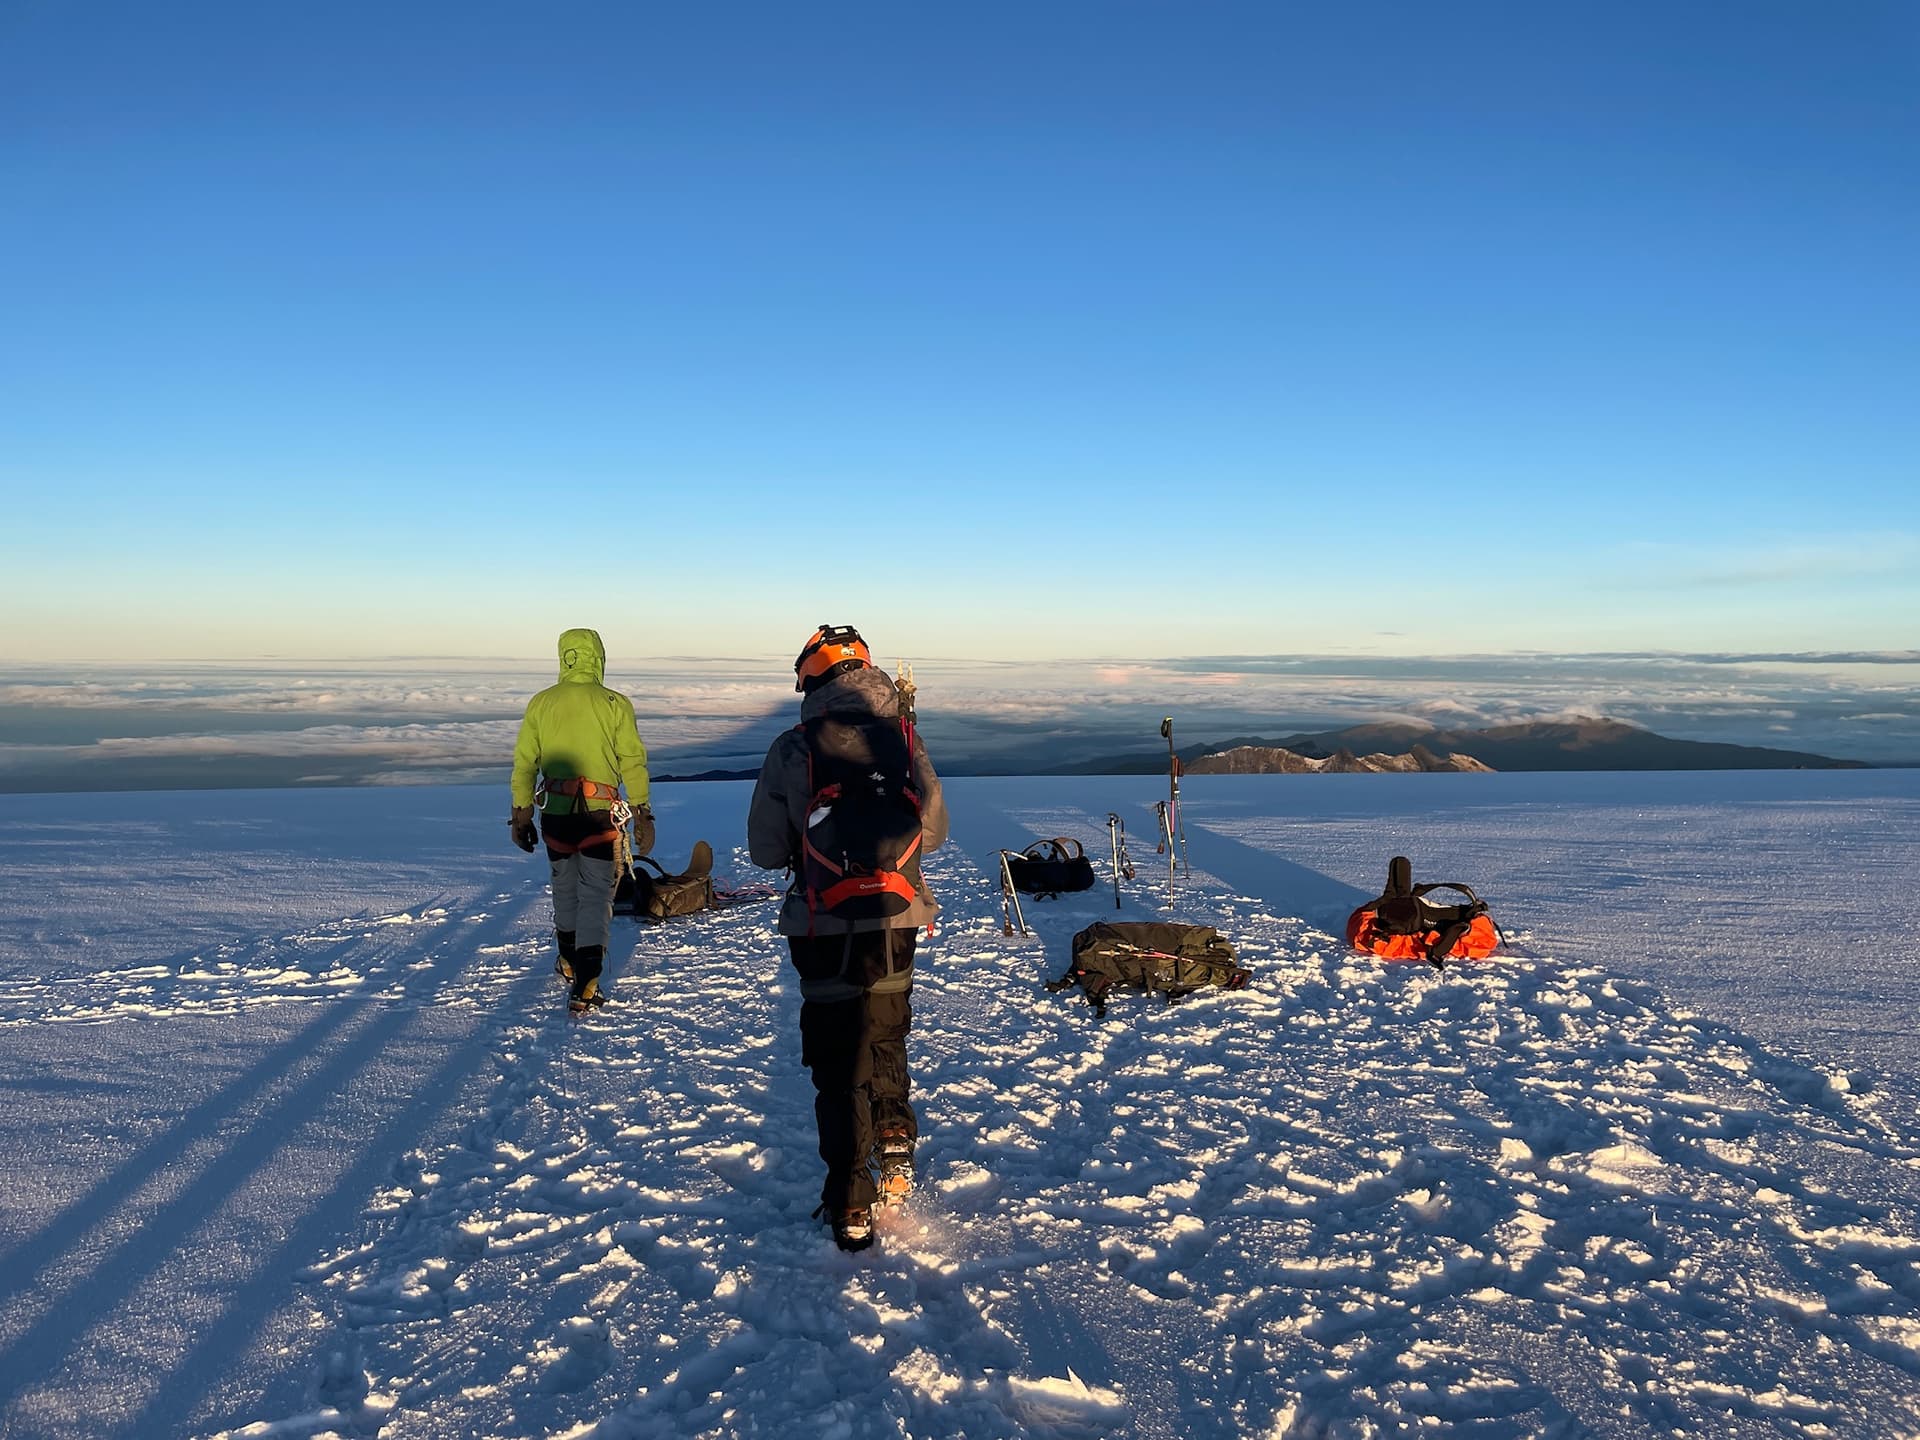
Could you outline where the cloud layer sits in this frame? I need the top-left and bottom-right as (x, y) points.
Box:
(2, 651), (1916, 792)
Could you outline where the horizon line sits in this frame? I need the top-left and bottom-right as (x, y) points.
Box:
(6, 648), (1920, 669)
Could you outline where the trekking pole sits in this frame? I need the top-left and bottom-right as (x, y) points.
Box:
(1162, 716), (1189, 877)
(555, 1000), (574, 1109)
(998, 850), (1029, 937)
(895, 660), (917, 754)
(1106, 812), (1126, 909)
(1154, 800), (1174, 907)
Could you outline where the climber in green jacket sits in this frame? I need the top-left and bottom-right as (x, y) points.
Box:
(510, 628), (652, 1012)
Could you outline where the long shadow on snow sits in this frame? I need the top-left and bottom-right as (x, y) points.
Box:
(127, 939), (569, 1440)
(0, 886), (560, 1439)
(942, 777), (1372, 935)
(0, 910), (433, 1319)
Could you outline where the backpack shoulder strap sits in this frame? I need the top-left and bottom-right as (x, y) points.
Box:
(1383, 855), (1414, 899)
(1023, 837), (1082, 863)
(1364, 855), (1418, 912)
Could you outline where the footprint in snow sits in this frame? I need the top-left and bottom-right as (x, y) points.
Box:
(533, 1315), (615, 1394)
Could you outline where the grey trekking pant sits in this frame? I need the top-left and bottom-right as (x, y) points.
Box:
(550, 850), (616, 950)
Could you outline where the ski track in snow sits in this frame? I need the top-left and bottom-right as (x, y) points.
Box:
(1, 778), (1918, 1439)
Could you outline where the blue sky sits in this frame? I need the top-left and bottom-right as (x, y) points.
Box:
(2, 1), (1915, 662)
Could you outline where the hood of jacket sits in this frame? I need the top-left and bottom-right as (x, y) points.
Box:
(800, 664), (900, 722)
(556, 628), (607, 685)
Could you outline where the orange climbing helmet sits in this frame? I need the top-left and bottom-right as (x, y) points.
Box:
(794, 623), (872, 693)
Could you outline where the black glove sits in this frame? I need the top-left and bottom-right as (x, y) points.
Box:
(510, 805), (538, 854)
(630, 804), (656, 857)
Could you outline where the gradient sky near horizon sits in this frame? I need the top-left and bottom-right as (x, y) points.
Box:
(3, 1), (1916, 664)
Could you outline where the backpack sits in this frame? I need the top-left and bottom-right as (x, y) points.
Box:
(621, 841), (718, 921)
(799, 713), (925, 923)
(1344, 855), (1501, 967)
(1004, 837), (1098, 897)
(1047, 921), (1250, 1017)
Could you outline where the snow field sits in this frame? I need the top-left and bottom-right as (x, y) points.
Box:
(1, 775), (1918, 1438)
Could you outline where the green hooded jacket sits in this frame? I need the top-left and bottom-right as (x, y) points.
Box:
(510, 628), (651, 814)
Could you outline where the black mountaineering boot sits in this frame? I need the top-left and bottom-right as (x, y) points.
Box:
(568, 944), (605, 1013)
(812, 1202), (876, 1252)
(832, 1205), (874, 1252)
(554, 929), (577, 981)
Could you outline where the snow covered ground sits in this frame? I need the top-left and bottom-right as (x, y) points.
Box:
(2, 771), (1918, 1439)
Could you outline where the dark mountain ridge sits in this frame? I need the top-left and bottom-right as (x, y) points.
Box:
(1063, 717), (1865, 775)
(1185, 743), (1494, 775)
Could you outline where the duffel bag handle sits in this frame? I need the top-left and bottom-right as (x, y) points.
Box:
(1024, 836), (1084, 862)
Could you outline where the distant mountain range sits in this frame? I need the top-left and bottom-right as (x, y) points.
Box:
(656, 716), (1868, 783)
(1069, 717), (1866, 775)
(1185, 742), (1493, 775)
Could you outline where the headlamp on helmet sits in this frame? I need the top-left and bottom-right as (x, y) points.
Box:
(794, 623), (872, 693)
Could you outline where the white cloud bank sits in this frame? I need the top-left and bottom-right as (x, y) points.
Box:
(2, 652), (1915, 787)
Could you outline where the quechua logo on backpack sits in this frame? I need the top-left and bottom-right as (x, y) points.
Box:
(801, 715), (924, 921)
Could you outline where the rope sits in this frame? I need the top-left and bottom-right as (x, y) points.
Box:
(611, 798), (634, 888)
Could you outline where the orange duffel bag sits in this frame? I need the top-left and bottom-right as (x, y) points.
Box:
(1346, 856), (1501, 969)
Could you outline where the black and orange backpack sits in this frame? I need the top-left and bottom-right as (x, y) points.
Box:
(798, 712), (925, 923)
(1346, 856), (1501, 968)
